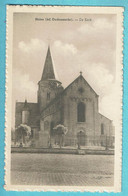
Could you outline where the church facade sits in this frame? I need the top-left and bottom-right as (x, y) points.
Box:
(15, 47), (114, 148)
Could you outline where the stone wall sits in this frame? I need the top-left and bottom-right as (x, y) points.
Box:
(98, 114), (112, 136)
(38, 80), (57, 112)
(39, 96), (63, 147)
(62, 76), (99, 140)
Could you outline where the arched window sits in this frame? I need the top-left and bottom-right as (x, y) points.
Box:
(44, 121), (49, 131)
(77, 102), (85, 122)
(47, 92), (50, 100)
(31, 129), (34, 138)
(101, 123), (104, 135)
(50, 121), (55, 136)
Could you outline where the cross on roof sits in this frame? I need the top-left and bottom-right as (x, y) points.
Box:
(80, 71), (82, 75)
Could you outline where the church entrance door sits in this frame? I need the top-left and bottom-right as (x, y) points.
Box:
(77, 131), (86, 147)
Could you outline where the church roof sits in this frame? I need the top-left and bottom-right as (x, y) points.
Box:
(99, 113), (112, 121)
(22, 99), (29, 111)
(41, 46), (56, 81)
(41, 73), (98, 114)
(63, 74), (99, 97)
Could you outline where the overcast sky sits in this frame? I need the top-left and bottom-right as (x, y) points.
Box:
(12, 13), (117, 127)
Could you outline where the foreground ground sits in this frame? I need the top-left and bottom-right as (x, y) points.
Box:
(11, 153), (114, 186)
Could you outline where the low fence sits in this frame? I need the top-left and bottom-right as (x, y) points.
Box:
(51, 135), (115, 148)
(11, 147), (114, 155)
(12, 134), (114, 149)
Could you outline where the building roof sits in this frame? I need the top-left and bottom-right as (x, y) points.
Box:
(63, 74), (98, 97)
(99, 113), (112, 122)
(41, 46), (56, 81)
(41, 73), (98, 114)
(16, 102), (40, 127)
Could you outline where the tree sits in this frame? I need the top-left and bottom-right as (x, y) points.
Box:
(15, 124), (31, 146)
(53, 124), (68, 148)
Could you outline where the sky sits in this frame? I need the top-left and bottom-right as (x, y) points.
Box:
(12, 12), (117, 127)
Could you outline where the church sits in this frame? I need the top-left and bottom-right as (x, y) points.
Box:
(15, 47), (114, 148)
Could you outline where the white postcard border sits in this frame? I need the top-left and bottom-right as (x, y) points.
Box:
(5, 5), (124, 192)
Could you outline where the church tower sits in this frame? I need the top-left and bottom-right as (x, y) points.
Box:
(22, 99), (30, 124)
(38, 46), (63, 112)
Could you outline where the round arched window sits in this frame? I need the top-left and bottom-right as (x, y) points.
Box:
(77, 102), (86, 122)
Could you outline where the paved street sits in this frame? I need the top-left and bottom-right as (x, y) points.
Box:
(11, 153), (114, 186)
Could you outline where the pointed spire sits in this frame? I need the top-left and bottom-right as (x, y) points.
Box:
(23, 99), (29, 111)
(41, 46), (56, 81)
(24, 99), (27, 106)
